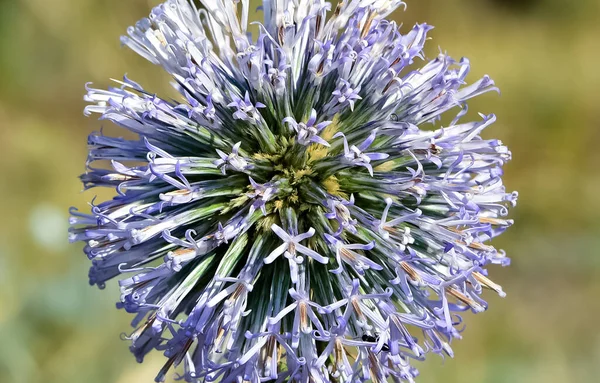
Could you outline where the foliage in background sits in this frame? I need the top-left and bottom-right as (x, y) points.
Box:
(0, 0), (599, 382)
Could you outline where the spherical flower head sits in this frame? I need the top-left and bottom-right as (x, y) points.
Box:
(70, 1), (517, 382)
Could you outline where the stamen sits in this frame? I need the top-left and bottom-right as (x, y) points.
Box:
(447, 287), (486, 312)
(473, 272), (505, 296)
(400, 261), (421, 282)
(361, 12), (376, 39)
(299, 301), (309, 332)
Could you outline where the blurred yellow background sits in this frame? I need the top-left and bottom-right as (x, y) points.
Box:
(0, 0), (599, 382)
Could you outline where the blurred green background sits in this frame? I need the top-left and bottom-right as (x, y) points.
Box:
(1, 0), (599, 382)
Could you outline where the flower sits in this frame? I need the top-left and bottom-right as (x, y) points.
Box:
(70, 0), (517, 382)
(283, 109), (333, 147)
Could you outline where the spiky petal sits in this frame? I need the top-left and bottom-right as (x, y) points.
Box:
(70, 1), (517, 382)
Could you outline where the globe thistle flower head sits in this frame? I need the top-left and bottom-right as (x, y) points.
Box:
(70, 0), (517, 382)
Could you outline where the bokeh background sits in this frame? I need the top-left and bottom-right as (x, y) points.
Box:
(1, 0), (599, 382)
